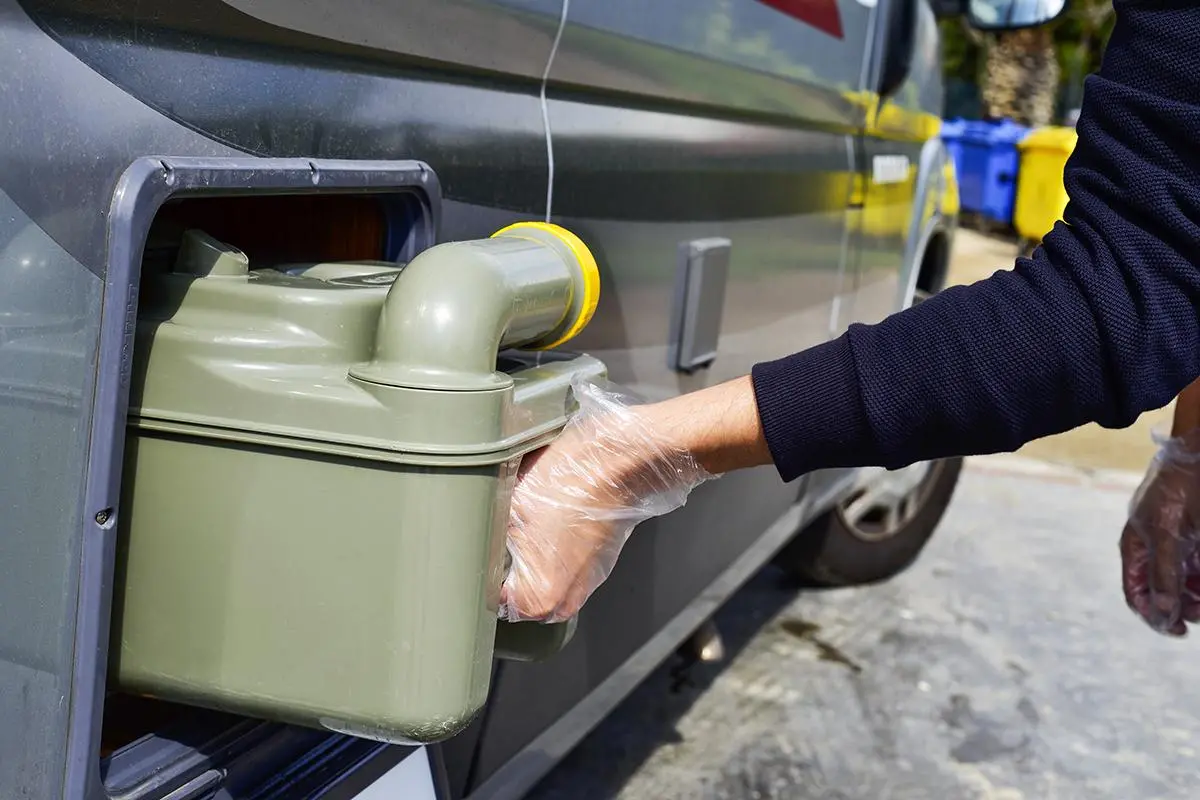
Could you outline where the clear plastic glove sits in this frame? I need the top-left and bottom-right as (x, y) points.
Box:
(499, 378), (714, 623)
(1121, 429), (1200, 636)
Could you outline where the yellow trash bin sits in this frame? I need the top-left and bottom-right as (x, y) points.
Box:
(1014, 126), (1078, 243)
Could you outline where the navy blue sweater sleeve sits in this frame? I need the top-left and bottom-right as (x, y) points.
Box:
(751, 1), (1200, 482)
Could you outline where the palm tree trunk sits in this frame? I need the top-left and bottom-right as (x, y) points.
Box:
(981, 28), (1060, 126)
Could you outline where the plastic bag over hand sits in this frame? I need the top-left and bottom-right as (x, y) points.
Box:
(499, 378), (714, 623)
(1121, 428), (1200, 636)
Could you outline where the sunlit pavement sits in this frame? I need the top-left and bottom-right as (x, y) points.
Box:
(528, 455), (1200, 800)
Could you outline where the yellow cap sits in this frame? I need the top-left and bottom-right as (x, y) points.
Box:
(491, 221), (601, 350)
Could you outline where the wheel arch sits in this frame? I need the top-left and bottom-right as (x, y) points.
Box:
(896, 132), (958, 309)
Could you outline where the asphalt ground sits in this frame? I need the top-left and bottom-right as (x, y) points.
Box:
(528, 456), (1195, 800)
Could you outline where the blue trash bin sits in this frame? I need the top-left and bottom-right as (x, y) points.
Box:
(956, 119), (1029, 224)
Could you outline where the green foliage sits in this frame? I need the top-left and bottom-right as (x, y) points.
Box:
(939, 18), (982, 82)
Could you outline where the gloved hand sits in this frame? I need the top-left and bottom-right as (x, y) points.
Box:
(499, 379), (713, 623)
(1120, 429), (1200, 636)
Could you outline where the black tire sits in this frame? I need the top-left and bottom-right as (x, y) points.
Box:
(775, 456), (964, 587)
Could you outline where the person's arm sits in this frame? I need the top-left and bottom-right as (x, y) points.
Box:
(636, 375), (773, 474)
(747, 0), (1200, 480)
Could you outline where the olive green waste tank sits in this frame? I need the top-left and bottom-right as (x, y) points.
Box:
(112, 222), (603, 744)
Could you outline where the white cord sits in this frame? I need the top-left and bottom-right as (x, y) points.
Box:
(540, 0), (570, 223)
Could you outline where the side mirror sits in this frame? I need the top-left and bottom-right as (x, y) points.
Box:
(965, 0), (1068, 31)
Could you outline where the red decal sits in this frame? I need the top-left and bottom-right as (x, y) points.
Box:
(758, 0), (844, 39)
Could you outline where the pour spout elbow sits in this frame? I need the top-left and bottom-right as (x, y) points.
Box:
(349, 223), (600, 392)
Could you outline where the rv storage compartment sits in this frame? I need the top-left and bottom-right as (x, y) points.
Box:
(111, 222), (603, 744)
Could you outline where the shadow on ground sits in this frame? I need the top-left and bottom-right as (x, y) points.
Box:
(528, 563), (837, 800)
